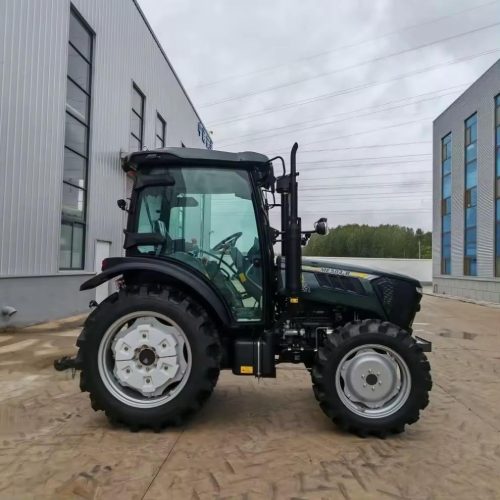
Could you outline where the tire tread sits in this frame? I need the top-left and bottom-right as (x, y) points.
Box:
(311, 319), (432, 437)
(77, 285), (221, 430)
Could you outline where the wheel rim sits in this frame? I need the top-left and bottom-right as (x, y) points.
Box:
(335, 343), (411, 419)
(98, 311), (192, 409)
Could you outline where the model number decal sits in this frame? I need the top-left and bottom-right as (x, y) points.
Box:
(317, 267), (366, 278)
(302, 265), (376, 280)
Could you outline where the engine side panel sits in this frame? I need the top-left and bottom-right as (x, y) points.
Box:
(298, 266), (387, 320)
(280, 258), (422, 329)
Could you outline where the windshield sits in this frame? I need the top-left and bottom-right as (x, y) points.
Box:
(134, 167), (263, 322)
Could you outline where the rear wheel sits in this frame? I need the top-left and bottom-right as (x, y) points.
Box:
(77, 286), (221, 430)
(312, 319), (431, 436)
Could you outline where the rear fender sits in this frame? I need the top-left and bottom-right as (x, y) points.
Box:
(80, 257), (233, 327)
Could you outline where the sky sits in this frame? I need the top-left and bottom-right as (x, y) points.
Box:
(137, 0), (500, 232)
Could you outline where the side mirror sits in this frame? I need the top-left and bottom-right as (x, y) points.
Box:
(314, 217), (328, 235)
(117, 199), (128, 212)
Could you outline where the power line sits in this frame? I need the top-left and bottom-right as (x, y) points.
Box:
(300, 209), (432, 214)
(300, 141), (431, 154)
(300, 182), (432, 190)
(192, 0), (499, 89)
(217, 86), (465, 146)
(298, 170), (431, 182)
(295, 160), (430, 170)
(266, 116), (435, 155)
(300, 184), (431, 191)
(209, 49), (500, 126)
(300, 189), (431, 195)
(303, 193), (431, 198)
(298, 153), (430, 162)
(201, 21), (500, 107)
(301, 197), (431, 202)
(300, 195), (431, 201)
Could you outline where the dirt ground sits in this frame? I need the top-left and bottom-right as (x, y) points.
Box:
(1, 294), (500, 499)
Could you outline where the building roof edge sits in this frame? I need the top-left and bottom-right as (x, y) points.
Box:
(433, 58), (500, 123)
(131, 0), (208, 134)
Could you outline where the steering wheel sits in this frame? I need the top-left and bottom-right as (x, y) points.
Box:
(211, 232), (242, 253)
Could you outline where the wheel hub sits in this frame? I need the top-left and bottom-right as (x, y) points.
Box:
(138, 347), (157, 366)
(338, 346), (408, 413)
(111, 317), (188, 397)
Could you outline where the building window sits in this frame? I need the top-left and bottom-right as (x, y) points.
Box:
(441, 133), (452, 274)
(495, 95), (500, 276)
(464, 113), (478, 276)
(130, 84), (145, 151)
(155, 112), (166, 148)
(60, 8), (93, 270)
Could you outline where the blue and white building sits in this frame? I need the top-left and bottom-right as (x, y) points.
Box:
(432, 59), (500, 302)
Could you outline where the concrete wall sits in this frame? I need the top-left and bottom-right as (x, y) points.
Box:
(312, 257), (432, 284)
(0, 275), (95, 329)
(0, 0), (207, 327)
(432, 59), (500, 302)
(433, 277), (500, 303)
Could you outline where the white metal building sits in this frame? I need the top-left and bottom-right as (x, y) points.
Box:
(432, 59), (500, 302)
(0, 0), (212, 327)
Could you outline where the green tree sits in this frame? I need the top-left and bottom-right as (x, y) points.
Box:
(303, 224), (432, 258)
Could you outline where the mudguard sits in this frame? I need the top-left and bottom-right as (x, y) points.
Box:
(80, 256), (233, 327)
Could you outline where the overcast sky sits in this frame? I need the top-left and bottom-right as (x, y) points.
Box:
(138, 0), (500, 232)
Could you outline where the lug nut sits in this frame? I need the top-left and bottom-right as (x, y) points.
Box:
(124, 346), (128, 351)
(146, 378), (151, 383)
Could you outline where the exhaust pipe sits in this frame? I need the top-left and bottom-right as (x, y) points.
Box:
(285, 143), (301, 295)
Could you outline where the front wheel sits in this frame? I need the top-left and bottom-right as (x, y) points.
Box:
(77, 286), (221, 430)
(312, 319), (432, 437)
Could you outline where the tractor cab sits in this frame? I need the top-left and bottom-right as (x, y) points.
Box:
(121, 149), (275, 323)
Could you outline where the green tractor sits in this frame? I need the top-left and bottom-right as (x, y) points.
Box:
(56, 143), (432, 436)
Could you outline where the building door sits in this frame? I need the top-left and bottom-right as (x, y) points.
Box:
(94, 240), (111, 303)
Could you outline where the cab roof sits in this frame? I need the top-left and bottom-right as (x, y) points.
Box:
(122, 147), (274, 188)
(122, 147), (271, 171)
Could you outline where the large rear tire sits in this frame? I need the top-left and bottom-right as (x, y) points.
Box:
(312, 319), (431, 437)
(77, 286), (221, 431)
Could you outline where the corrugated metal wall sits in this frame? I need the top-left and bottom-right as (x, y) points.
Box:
(433, 59), (500, 283)
(1, 0), (68, 276)
(0, 0), (206, 278)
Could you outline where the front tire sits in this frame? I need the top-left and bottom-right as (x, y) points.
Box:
(77, 286), (221, 430)
(312, 319), (431, 437)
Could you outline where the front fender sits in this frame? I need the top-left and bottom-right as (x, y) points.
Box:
(81, 257), (233, 327)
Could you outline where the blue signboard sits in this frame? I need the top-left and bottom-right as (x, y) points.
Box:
(198, 122), (213, 150)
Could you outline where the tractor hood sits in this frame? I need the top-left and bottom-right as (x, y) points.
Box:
(300, 257), (421, 288)
(279, 257), (422, 329)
